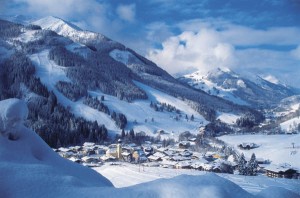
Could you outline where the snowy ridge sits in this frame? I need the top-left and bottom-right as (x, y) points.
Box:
(32, 16), (108, 44)
(180, 67), (296, 108)
(181, 68), (249, 106)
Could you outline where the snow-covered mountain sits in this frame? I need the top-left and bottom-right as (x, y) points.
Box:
(179, 68), (297, 108)
(33, 16), (109, 45)
(0, 17), (264, 148)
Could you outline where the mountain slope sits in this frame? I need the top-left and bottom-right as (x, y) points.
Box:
(31, 16), (260, 120)
(0, 17), (265, 148)
(179, 68), (297, 108)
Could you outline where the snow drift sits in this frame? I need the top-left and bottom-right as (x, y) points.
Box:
(0, 98), (113, 197)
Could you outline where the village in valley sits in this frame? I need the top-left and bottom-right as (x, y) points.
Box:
(55, 129), (300, 180)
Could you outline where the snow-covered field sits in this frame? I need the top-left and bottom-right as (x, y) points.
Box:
(94, 162), (300, 196)
(218, 134), (300, 169)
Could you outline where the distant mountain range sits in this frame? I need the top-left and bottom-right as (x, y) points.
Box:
(179, 68), (298, 109)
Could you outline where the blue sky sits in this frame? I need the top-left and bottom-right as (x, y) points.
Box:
(2, 0), (300, 86)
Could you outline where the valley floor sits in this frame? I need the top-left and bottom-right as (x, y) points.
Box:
(218, 134), (300, 169)
(94, 162), (300, 196)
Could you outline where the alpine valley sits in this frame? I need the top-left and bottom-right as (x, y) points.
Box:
(0, 16), (300, 198)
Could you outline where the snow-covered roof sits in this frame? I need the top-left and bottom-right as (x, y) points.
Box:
(148, 155), (161, 161)
(264, 164), (298, 173)
(83, 142), (95, 147)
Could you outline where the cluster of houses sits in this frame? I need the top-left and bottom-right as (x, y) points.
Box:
(54, 140), (236, 173)
(54, 140), (300, 179)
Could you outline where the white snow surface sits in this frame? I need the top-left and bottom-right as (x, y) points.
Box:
(218, 134), (300, 169)
(95, 163), (300, 196)
(109, 49), (143, 65)
(0, 98), (113, 197)
(217, 112), (240, 125)
(0, 99), (298, 197)
(281, 117), (300, 132)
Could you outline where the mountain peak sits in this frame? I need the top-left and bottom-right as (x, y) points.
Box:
(33, 16), (82, 32)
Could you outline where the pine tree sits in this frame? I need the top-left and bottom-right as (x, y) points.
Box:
(121, 129), (125, 138)
(129, 129), (135, 139)
(247, 153), (258, 176)
(191, 114), (194, 121)
(238, 153), (247, 175)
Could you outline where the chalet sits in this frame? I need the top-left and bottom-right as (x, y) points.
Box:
(143, 146), (153, 156)
(212, 153), (226, 159)
(160, 160), (177, 168)
(152, 152), (166, 158)
(175, 161), (191, 169)
(190, 158), (208, 170)
(83, 142), (95, 147)
(106, 143), (123, 160)
(101, 155), (116, 162)
(264, 164), (299, 179)
(147, 155), (162, 162)
(95, 148), (106, 155)
(81, 156), (99, 163)
(188, 137), (197, 142)
(180, 150), (193, 157)
(178, 141), (190, 149)
(121, 151), (132, 162)
(238, 143), (259, 150)
(68, 156), (81, 163)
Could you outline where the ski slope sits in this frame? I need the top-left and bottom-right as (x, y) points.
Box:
(89, 81), (207, 137)
(218, 134), (300, 169)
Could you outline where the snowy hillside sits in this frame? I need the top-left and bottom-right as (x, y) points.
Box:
(26, 48), (206, 135)
(179, 68), (297, 108)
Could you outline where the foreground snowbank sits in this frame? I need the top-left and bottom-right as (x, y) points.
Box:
(0, 99), (298, 198)
(0, 99), (112, 197)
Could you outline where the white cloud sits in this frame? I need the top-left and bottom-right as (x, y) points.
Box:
(116, 4), (136, 23)
(147, 29), (236, 75)
(147, 20), (300, 87)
